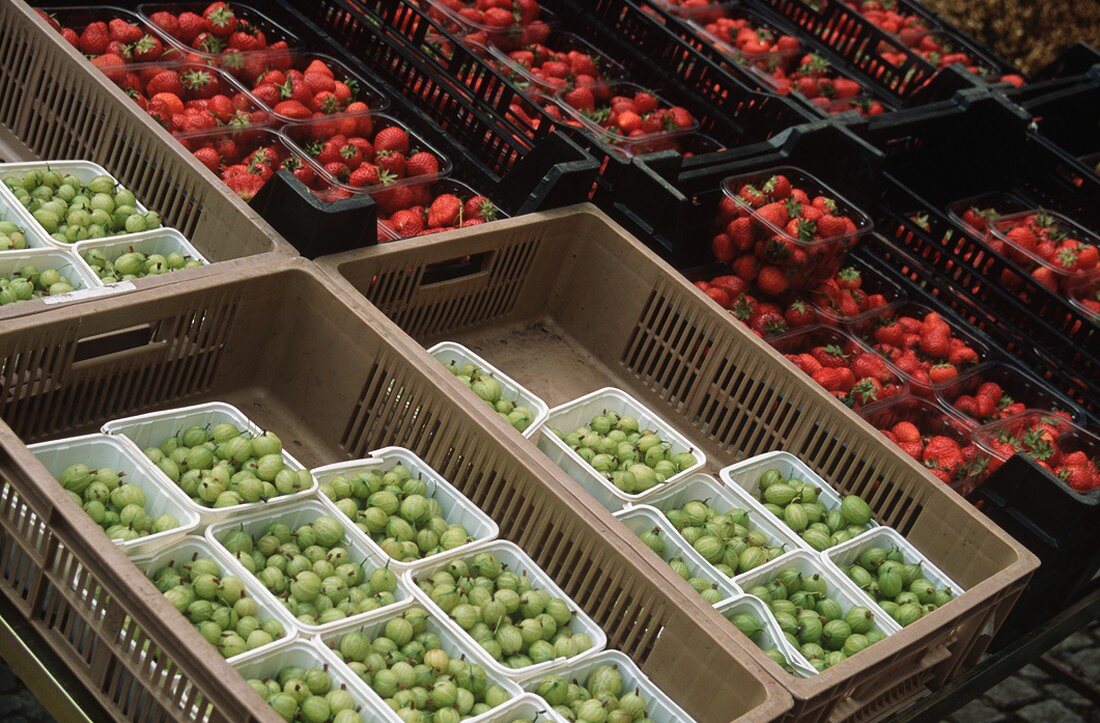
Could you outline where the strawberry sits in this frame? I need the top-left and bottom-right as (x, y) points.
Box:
(784, 301), (815, 327)
(836, 267), (861, 289)
(427, 194), (462, 228)
(193, 147), (221, 172)
(812, 344), (849, 368)
(463, 195), (497, 221)
(564, 86), (595, 111)
(710, 275), (747, 297)
(225, 172), (265, 201)
(812, 367), (850, 392)
(146, 70), (184, 96)
(732, 254), (760, 282)
(726, 217), (754, 251)
(711, 233), (736, 264)
(181, 69), (219, 99)
(762, 174), (791, 200)
(78, 22), (110, 56)
(405, 151), (439, 177)
(347, 164), (383, 187)
(928, 363), (958, 384)
(273, 100), (311, 120)
(850, 353), (889, 382)
(706, 287), (733, 308)
(755, 265), (789, 296)
(849, 378), (882, 407)
(131, 34), (165, 62)
(918, 328), (951, 359)
(389, 209), (425, 236)
(376, 151), (406, 178)
(203, 2), (237, 37)
(374, 126), (410, 154)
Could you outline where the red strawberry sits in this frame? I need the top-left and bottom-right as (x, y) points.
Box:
(347, 164), (383, 187)
(225, 172), (266, 201)
(78, 22), (110, 55)
(891, 421), (921, 443)
(564, 86), (595, 111)
(427, 194), (462, 228)
(706, 287), (733, 308)
(203, 2), (237, 37)
(784, 301), (816, 327)
(146, 70), (184, 96)
(763, 174), (791, 200)
(463, 195), (497, 221)
(812, 344), (849, 368)
(273, 100), (311, 120)
(711, 233), (736, 263)
(929, 363), (958, 384)
(376, 151), (406, 178)
(710, 275), (747, 298)
(374, 126), (410, 154)
(108, 18), (143, 43)
(405, 152), (439, 177)
(732, 254), (760, 282)
(726, 216), (754, 251)
(837, 267), (861, 289)
(756, 266), (789, 296)
(918, 328), (951, 359)
(131, 34), (165, 62)
(193, 147), (221, 172)
(181, 69), (219, 99)
(389, 209), (424, 237)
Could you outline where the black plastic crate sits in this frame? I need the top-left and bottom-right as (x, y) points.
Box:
(604, 112), (1099, 413)
(603, 119), (885, 265)
(846, 92), (1098, 392)
(592, 0), (902, 118)
(1007, 68), (1100, 180)
(761, 0), (1019, 95)
(547, 0), (817, 141)
(247, 0), (603, 214)
(852, 230), (1100, 424)
(313, 0), (813, 190)
(973, 455), (1100, 646)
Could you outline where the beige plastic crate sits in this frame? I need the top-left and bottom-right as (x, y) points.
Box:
(0, 259), (790, 723)
(315, 205), (1039, 723)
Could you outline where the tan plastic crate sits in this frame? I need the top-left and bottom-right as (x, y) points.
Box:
(316, 205), (1040, 723)
(0, 1), (295, 269)
(0, 258), (790, 723)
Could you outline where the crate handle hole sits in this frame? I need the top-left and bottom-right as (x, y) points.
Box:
(72, 324), (165, 370)
(419, 251), (495, 288)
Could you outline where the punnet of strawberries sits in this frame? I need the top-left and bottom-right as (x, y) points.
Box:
(844, 0), (934, 45)
(427, 0), (552, 51)
(959, 205), (1099, 294)
(808, 264), (896, 323)
(879, 33), (1024, 87)
(556, 83), (696, 143)
(861, 304), (986, 391)
(771, 325), (907, 408)
(696, 12), (886, 118)
(377, 181), (502, 239)
(35, 8), (178, 70)
(975, 412), (1100, 494)
(179, 128), (330, 201)
(864, 397), (990, 491)
(693, 261), (897, 339)
(283, 115), (446, 197)
(144, 2), (293, 59)
(714, 170), (869, 292)
(936, 362), (1079, 426)
(231, 55), (379, 122)
(101, 63), (269, 135)
(491, 33), (623, 99)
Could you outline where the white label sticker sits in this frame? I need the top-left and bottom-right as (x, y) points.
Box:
(42, 281), (137, 304)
